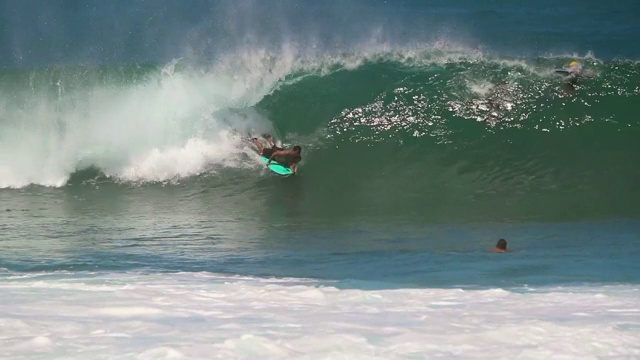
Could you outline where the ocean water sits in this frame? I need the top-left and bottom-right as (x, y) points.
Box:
(1, 0), (640, 358)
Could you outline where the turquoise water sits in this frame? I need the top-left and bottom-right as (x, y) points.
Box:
(2, 186), (639, 288)
(1, 1), (640, 358)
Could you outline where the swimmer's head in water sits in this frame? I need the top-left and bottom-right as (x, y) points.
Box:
(496, 239), (507, 250)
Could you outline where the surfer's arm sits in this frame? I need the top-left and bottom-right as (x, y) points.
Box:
(266, 150), (282, 165)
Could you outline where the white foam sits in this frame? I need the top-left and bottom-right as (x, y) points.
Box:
(467, 80), (496, 97)
(0, 53), (290, 188)
(115, 134), (252, 183)
(0, 272), (638, 359)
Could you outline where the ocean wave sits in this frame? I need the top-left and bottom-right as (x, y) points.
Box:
(1, 49), (639, 220)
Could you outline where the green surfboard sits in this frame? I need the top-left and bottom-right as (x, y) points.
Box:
(261, 156), (294, 176)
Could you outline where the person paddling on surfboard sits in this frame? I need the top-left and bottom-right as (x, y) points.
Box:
(267, 146), (302, 174)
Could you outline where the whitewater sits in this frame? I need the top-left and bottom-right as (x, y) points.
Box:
(2, 272), (639, 359)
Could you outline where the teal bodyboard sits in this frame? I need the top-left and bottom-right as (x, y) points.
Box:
(261, 156), (294, 176)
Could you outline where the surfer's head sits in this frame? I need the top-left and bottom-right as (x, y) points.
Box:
(293, 145), (302, 154)
(496, 239), (507, 250)
(568, 60), (583, 71)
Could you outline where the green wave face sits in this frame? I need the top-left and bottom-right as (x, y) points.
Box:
(257, 56), (640, 222)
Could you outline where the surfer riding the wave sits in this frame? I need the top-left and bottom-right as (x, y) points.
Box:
(556, 60), (584, 80)
(555, 60), (586, 91)
(565, 60), (584, 76)
(251, 135), (302, 174)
